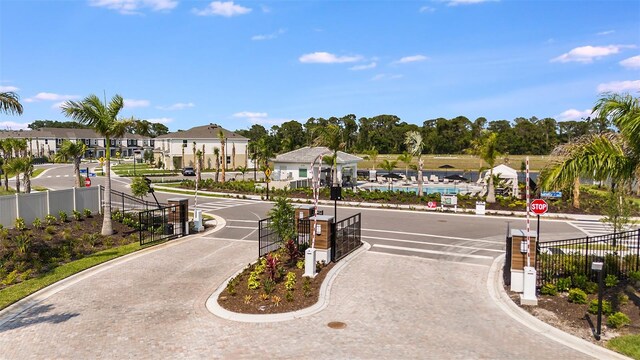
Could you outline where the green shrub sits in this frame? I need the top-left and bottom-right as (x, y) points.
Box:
(568, 288), (588, 304)
(285, 290), (294, 302)
(541, 283), (558, 296)
(585, 281), (598, 294)
(556, 277), (571, 292)
(296, 259), (305, 269)
(572, 274), (588, 290)
(44, 214), (56, 226)
(263, 278), (275, 295)
(588, 299), (613, 315)
(83, 208), (92, 217)
(607, 312), (631, 329)
(72, 210), (82, 221)
(629, 270), (640, 282)
(247, 272), (261, 290)
(58, 211), (68, 223)
(14, 217), (26, 231)
(617, 293), (629, 306)
(284, 271), (296, 291)
(44, 225), (56, 235)
(32, 217), (42, 229)
(605, 274), (619, 288)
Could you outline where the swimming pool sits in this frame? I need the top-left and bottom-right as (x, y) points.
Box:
(360, 184), (480, 195)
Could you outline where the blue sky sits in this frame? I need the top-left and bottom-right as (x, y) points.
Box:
(1, 0), (639, 132)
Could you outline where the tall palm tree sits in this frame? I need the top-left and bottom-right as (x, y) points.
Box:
(195, 149), (202, 183)
(192, 141), (197, 167)
(218, 130), (226, 183)
(380, 159), (398, 190)
(313, 124), (345, 186)
(404, 131), (424, 196)
(61, 94), (134, 236)
(542, 93), (640, 206)
(362, 147), (379, 170)
(231, 142), (236, 170)
(6, 157), (29, 193)
(55, 140), (87, 187)
(0, 139), (12, 191)
(0, 91), (23, 115)
(213, 146), (220, 182)
(397, 151), (413, 180)
(477, 132), (500, 203)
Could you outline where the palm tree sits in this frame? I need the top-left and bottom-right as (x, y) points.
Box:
(195, 149), (202, 183)
(213, 146), (220, 182)
(232, 142), (236, 170)
(5, 157), (30, 193)
(61, 94), (134, 236)
(237, 165), (248, 181)
(181, 143), (186, 169)
(0, 91), (23, 115)
(0, 139), (13, 191)
(397, 151), (413, 181)
(218, 130), (227, 183)
(192, 141), (197, 167)
(380, 159), (398, 190)
(313, 124), (345, 186)
(477, 132), (500, 203)
(542, 93), (640, 207)
(55, 140), (87, 187)
(363, 147), (379, 170)
(404, 131), (424, 196)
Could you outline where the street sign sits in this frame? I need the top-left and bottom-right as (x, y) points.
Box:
(264, 168), (272, 177)
(541, 191), (562, 199)
(89, 173), (96, 177)
(425, 201), (438, 210)
(85, 177), (91, 187)
(530, 199), (548, 215)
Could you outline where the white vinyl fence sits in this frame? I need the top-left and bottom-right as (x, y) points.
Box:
(0, 186), (101, 229)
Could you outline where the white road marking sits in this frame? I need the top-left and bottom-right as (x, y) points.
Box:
(225, 225), (257, 230)
(372, 244), (494, 260)
(362, 228), (503, 244)
(362, 235), (504, 253)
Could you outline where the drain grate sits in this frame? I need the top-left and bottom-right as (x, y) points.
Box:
(327, 321), (347, 329)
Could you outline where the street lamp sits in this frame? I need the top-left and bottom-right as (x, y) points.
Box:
(592, 260), (604, 340)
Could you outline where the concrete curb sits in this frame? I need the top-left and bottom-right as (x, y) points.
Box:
(0, 219), (228, 328)
(487, 255), (631, 360)
(206, 241), (372, 323)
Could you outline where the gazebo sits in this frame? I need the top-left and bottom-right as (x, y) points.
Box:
(481, 164), (519, 196)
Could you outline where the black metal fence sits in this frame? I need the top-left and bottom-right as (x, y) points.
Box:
(257, 210), (323, 258)
(138, 204), (186, 245)
(504, 223), (512, 286)
(289, 178), (312, 189)
(331, 213), (362, 262)
(536, 229), (640, 287)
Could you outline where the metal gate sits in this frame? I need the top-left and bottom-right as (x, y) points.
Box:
(138, 204), (186, 245)
(331, 213), (362, 262)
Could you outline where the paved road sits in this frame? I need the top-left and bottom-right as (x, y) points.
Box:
(0, 163), (601, 358)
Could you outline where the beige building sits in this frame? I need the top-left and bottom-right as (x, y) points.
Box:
(154, 124), (249, 171)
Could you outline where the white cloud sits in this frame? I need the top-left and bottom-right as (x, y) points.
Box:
(597, 30), (615, 36)
(299, 52), (362, 64)
(419, 6), (435, 13)
(597, 80), (640, 93)
(146, 117), (173, 124)
(444, 0), (497, 6)
(124, 99), (150, 108)
(0, 121), (30, 130)
(25, 92), (79, 103)
(251, 29), (286, 41)
(371, 74), (403, 81)
(89, 0), (178, 15)
(157, 102), (195, 110)
(556, 108), (592, 122)
(395, 55), (428, 64)
(551, 45), (633, 63)
(193, 1), (251, 17)
(0, 86), (19, 92)
(349, 62), (377, 71)
(620, 55), (640, 69)
(233, 111), (267, 118)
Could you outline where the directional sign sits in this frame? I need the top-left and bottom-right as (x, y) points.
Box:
(264, 168), (272, 177)
(89, 173), (96, 177)
(530, 199), (548, 215)
(85, 177), (91, 187)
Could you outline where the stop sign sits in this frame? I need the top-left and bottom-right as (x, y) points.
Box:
(530, 199), (548, 215)
(85, 177), (91, 187)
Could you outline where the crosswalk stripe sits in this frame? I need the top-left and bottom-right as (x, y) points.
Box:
(372, 244), (494, 260)
(362, 228), (503, 244)
(225, 225), (257, 230)
(362, 235), (504, 253)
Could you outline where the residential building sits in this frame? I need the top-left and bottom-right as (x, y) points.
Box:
(272, 146), (362, 185)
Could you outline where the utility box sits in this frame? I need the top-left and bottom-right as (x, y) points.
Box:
(510, 229), (537, 293)
(167, 198), (189, 236)
(193, 209), (204, 232)
(308, 215), (334, 263)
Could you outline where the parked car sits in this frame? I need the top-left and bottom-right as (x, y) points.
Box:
(182, 167), (195, 176)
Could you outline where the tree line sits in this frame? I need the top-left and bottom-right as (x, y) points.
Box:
(234, 114), (611, 156)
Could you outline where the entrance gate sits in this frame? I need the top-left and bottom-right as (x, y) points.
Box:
(138, 204), (186, 245)
(331, 213), (362, 262)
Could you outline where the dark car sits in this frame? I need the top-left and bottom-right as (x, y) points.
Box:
(182, 167), (195, 176)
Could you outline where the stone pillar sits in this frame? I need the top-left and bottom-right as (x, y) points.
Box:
(167, 198), (189, 236)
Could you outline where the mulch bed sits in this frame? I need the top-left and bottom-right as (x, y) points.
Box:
(218, 259), (335, 314)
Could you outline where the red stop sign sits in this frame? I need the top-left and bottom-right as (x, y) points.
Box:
(530, 199), (548, 215)
(85, 177), (91, 187)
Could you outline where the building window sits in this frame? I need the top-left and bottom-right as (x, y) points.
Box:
(226, 156), (231, 164)
(44, 139), (48, 144)
(299, 168), (307, 178)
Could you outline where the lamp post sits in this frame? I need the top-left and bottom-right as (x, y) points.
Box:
(592, 261), (604, 340)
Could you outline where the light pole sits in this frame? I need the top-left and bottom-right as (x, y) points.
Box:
(592, 260), (604, 340)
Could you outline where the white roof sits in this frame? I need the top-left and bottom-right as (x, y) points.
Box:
(491, 164), (518, 179)
(273, 146), (363, 164)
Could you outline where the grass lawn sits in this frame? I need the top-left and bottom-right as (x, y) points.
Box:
(607, 334), (640, 359)
(0, 242), (142, 310)
(356, 154), (557, 171)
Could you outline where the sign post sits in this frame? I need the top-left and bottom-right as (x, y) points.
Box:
(85, 177), (91, 187)
(530, 198), (548, 244)
(264, 167), (272, 200)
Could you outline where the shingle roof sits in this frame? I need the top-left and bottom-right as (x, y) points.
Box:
(156, 124), (247, 141)
(273, 146), (363, 164)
